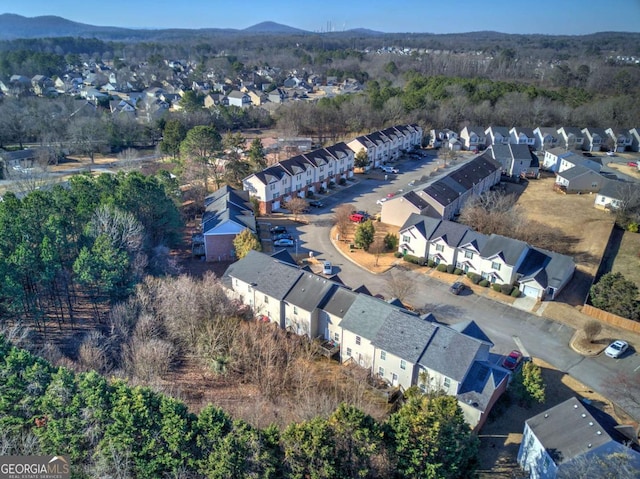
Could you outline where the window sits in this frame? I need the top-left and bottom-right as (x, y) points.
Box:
(234, 279), (238, 286)
(264, 295), (269, 303)
(293, 306), (298, 315)
(380, 350), (386, 360)
(435, 244), (444, 252)
(491, 261), (501, 271)
(306, 179), (312, 185)
(464, 250), (473, 259)
(400, 360), (406, 370)
(248, 284), (252, 292)
(297, 174), (301, 180)
(591, 182), (598, 188)
(269, 183), (276, 191)
(378, 367), (384, 376)
(402, 235), (411, 243)
(355, 336), (361, 345)
(334, 332), (339, 342)
(444, 377), (451, 388)
(346, 348), (352, 357)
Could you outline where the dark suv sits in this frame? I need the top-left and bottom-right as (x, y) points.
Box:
(269, 226), (287, 235)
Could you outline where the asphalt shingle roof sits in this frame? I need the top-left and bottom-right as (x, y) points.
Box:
(284, 273), (336, 312)
(339, 294), (398, 338)
(457, 362), (508, 412)
(372, 311), (437, 363)
(480, 234), (529, 265)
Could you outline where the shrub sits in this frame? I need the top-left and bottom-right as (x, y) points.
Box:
(384, 233), (399, 251)
(318, 187), (326, 194)
(454, 268), (463, 275)
(446, 264), (455, 274)
(470, 273), (482, 284)
(500, 284), (514, 295)
(394, 251), (403, 258)
(492, 284), (501, 292)
(511, 288), (521, 297)
(306, 191), (314, 198)
(479, 279), (490, 287)
(466, 271), (475, 279)
(628, 222), (639, 233)
(427, 260), (436, 268)
(339, 178), (346, 185)
(436, 263), (448, 272)
(403, 254), (421, 265)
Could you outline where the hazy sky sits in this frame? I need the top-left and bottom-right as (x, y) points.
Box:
(3, 0), (639, 35)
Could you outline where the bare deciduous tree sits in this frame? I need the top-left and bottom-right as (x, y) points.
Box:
(386, 270), (417, 303)
(334, 203), (354, 241)
(582, 320), (602, 343)
(370, 238), (386, 267)
(286, 196), (309, 221)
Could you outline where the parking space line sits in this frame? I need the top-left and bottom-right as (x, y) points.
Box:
(512, 336), (530, 358)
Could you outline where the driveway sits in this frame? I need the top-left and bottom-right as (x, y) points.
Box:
(292, 153), (640, 421)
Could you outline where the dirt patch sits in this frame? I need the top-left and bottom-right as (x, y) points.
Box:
(331, 222), (401, 274)
(612, 230), (640, 293)
(478, 358), (620, 479)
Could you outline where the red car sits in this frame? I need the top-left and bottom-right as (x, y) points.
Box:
(627, 162), (638, 168)
(349, 213), (366, 223)
(502, 350), (523, 370)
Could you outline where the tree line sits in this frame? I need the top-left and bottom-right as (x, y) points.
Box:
(0, 332), (480, 479)
(0, 171), (182, 329)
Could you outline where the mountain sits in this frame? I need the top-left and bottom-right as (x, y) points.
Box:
(0, 13), (139, 40)
(242, 21), (308, 34)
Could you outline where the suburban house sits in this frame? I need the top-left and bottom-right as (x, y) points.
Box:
(485, 126), (511, 146)
(630, 127), (640, 152)
(348, 135), (379, 169)
(243, 142), (354, 214)
(485, 144), (540, 178)
(200, 186), (256, 262)
(533, 127), (559, 152)
(397, 214), (575, 300)
(542, 147), (576, 172)
(223, 250), (508, 430)
(605, 128), (633, 152)
(0, 148), (39, 173)
(509, 127), (536, 147)
(267, 88), (287, 104)
(594, 179), (630, 211)
(557, 154), (601, 175)
(460, 126), (486, 151)
(557, 127), (585, 150)
(517, 397), (640, 479)
(581, 127), (608, 152)
(226, 90), (252, 108)
(429, 129), (459, 149)
(555, 165), (606, 193)
(381, 153), (502, 226)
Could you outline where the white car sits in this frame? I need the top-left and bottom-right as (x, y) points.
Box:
(381, 166), (399, 174)
(376, 198), (388, 205)
(604, 340), (628, 358)
(322, 261), (332, 275)
(606, 151), (615, 157)
(273, 238), (294, 247)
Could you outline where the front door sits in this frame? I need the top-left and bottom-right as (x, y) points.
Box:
(392, 373), (398, 387)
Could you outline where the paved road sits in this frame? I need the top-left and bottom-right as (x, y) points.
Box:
(291, 153), (640, 421)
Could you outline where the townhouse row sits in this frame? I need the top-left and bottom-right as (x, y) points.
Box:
(243, 124), (423, 214)
(397, 214), (576, 300)
(223, 250), (508, 430)
(434, 126), (640, 153)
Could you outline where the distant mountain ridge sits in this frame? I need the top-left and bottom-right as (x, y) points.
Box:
(0, 14), (384, 40)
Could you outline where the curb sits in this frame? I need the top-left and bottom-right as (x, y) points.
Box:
(569, 331), (605, 357)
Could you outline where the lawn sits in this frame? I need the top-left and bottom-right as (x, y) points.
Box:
(611, 230), (640, 293)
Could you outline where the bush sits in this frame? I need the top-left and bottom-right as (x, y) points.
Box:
(628, 222), (639, 233)
(384, 233), (399, 251)
(470, 273), (482, 284)
(306, 191), (314, 198)
(511, 288), (521, 298)
(436, 263), (448, 272)
(466, 271), (475, 279)
(500, 284), (514, 295)
(403, 254), (421, 265)
(394, 251), (403, 258)
(492, 284), (501, 292)
(427, 260), (436, 268)
(339, 178), (346, 185)
(479, 279), (490, 287)
(454, 268), (463, 275)
(318, 187), (326, 194)
(446, 264), (455, 274)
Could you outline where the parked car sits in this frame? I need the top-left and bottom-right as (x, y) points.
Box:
(606, 151), (615, 157)
(309, 200), (324, 208)
(272, 233), (293, 241)
(381, 165), (399, 174)
(502, 350), (523, 370)
(376, 198), (388, 205)
(582, 152), (594, 157)
(273, 238), (295, 247)
(269, 226), (287, 234)
(386, 192), (396, 198)
(322, 261), (332, 275)
(627, 162), (638, 168)
(604, 340), (628, 358)
(349, 213), (366, 223)
(449, 282), (465, 295)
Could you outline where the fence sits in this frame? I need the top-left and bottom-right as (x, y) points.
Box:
(581, 304), (640, 334)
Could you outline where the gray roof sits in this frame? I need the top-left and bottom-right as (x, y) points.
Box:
(224, 250), (302, 300)
(597, 179), (624, 199)
(486, 126), (510, 137)
(202, 186), (255, 234)
(546, 146), (571, 157)
(252, 164), (288, 185)
(418, 325), (485, 382)
(284, 273), (336, 312)
(557, 165), (600, 180)
(480, 234), (529, 266)
(525, 398), (618, 465)
(372, 311), (437, 363)
(512, 127), (535, 138)
(319, 286), (359, 318)
(457, 362), (508, 412)
(559, 126), (584, 138)
(449, 320), (493, 345)
(339, 294), (399, 338)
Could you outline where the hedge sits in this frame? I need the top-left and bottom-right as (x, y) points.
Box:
(394, 251), (403, 258)
(469, 273), (482, 284)
(479, 279), (490, 287)
(500, 284), (514, 295)
(511, 288), (521, 298)
(492, 284), (501, 292)
(428, 260), (436, 268)
(454, 268), (463, 275)
(403, 254), (421, 265)
(446, 264), (455, 274)
(436, 263), (448, 272)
